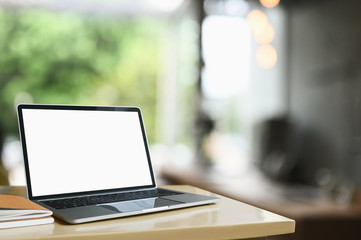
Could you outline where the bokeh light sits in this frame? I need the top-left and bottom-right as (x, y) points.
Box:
(247, 9), (268, 35)
(253, 22), (274, 44)
(256, 44), (277, 69)
(260, 0), (280, 8)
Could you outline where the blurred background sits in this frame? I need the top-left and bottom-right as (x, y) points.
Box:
(0, 0), (360, 239)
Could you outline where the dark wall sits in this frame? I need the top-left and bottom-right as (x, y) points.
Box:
(286, 0), (361, 188)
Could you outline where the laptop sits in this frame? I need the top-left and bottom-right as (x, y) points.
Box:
(17, 104), (219, 224)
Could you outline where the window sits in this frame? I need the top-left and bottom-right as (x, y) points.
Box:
(0, 0), (198, 185)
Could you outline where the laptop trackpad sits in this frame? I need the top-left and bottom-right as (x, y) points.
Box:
(99, 198), (181, 213)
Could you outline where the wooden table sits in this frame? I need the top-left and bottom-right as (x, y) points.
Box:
(0, 185), (294, 240)
(161, 165), (361, 240)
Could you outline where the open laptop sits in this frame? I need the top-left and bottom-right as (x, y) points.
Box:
(17, 104), (219, 224)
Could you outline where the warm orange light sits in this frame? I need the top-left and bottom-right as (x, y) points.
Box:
(256, 44), (277, 69)
(246, 10), (268, 34)
(260, 0), (280, 8)
(253, 22), (275, 44)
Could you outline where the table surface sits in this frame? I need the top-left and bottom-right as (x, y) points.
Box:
(0, 185), (295, 240)
(161, 165), (361, 219)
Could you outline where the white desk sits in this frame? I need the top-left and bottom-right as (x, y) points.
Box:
(0, 185), (295, 240)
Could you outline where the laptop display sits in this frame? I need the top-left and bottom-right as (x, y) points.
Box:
(20, 107), (154, 197)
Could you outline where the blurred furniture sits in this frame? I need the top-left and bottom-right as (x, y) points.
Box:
(161, 164), (361, 240)
(0, 164), (9, 185)
(0, 185), (294, 240)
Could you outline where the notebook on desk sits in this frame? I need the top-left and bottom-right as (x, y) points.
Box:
(17, 104), (219, 224)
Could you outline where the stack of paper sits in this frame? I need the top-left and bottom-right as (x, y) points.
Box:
(0, 194), (54, 229)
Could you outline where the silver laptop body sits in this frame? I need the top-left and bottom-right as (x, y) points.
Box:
(17, 104), (219, 224)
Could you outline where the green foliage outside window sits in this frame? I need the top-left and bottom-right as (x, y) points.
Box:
(0, 7), (163, 144)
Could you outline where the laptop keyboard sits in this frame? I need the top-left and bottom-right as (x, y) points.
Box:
(42, 188), (182, 209)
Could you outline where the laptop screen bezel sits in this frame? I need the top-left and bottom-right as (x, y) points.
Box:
(17, 104), (157, 201)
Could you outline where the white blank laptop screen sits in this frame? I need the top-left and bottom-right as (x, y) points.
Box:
(21, 109), (153, 197)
